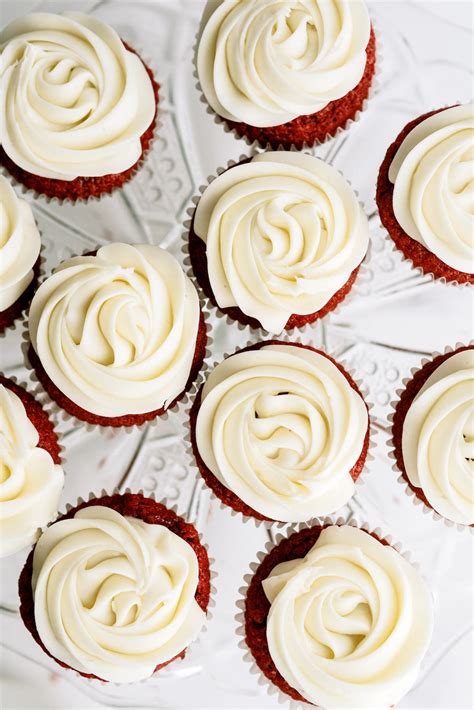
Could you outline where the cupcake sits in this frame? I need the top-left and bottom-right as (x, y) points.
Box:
(0, 12), (159, 202)
(376, 104), (474, 284)
(0, 376), (64, 557)
(187, 152), (369, 333)
(391, 344), (474, 527)
(241, 522), (433, 707)
(26, 243), (207, 428)
(190, 341), (370, 522)
(196, 0), (376, 149)
(18, 492), (211, 682)
(0, 176), (41, 335)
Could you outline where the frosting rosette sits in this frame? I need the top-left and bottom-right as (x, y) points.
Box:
(402, 349), (474, 525)
(0, 175), (41, 312)
(0, 384), (64, 557)
(195, 343), (368, 520)
(0, 12), (156, 180)
(28, 243), (201, 418)
(193, 152), (368, 332)
(197, 0), (371, 127)
(389, 104), (474, 274)
(31, 505), (206, 682)
(261, 524), (433, 707)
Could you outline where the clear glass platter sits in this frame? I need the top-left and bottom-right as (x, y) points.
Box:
(0, 1), (472, 708)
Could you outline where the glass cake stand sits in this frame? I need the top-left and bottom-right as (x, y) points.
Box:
(0, 1), (472, 708)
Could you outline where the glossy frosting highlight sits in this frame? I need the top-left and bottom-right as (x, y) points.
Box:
(402, 349), (474, 525)
(0, 384), (64, 557)
(0, 12), (156, 180)
(31, 506), (206, 682)
(197, 0), (371, 127)
(29, 243), (200, 417)
(194, 152), (368, 332)
(262, 525), (433, 707)
(389, 104), (474, 273)
(0, 176), (41, 312)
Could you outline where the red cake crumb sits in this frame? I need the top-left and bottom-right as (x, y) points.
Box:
(188, 198), (362, 331)
(190, 340), (370, 521)
(27, 311), (207, 427)
(244, 523), (390, 704)
(376, 106), (473, 285)
(0, 375), (61, 464)
(0, 44), (159, 202)
(392, 345), (474, 526)
(18, 492), (211, 682)
(222, 29), (376, 150)
(0, 255), (41, 335)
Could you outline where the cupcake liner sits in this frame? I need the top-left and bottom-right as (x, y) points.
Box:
(0, 238), (45, 340)
(184, 336), (375, 527)
(387, 342), (474, 533)
(376, 104), (473, 287)
(193, 16), (382, 152)
(235, 515), (423, 709)
(19, 488), (216, 687)
(0, 43), (162, 206)
(20, 248), (214, 434)
(181, 149), (372, 338)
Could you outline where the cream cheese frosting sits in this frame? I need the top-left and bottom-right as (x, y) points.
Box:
(31, 505), (206, 682)
(0, 176), (41, 312)
(28, 243), (200, 418)
(0, 12), (156, 180)
(197, 0), (371, 127)
(262, 524), (434, 708)
(389, 104), (474, 274)
(0, 384), (64, 557)
(402, 349), (474, 525)
(195, 343), (368, 520)
(193, 152), (368, 333)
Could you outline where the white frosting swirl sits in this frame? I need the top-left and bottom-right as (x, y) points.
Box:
(262, 525), (433, 708)
(0, 176), (41, 312)
(195, 344), (368, 520)
(31, 505), (206, 682)
(402, 349), (474, 525)
(0, 12), (156, 180)
(389, 104), (474, 273)
(197, 0), (371, 127)
(0, 384), (64, 557)
(194, 152), (368, 333)
(29, 243), (200, 418)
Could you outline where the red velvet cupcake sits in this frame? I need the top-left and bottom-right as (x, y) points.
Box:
(187, 152), (369, 333)
(196, 1), (376, 149)
(189, 340), (370, 522)
(26, 243), (207, 428)
(238, 521), (433, 707)
(19, 492), (211, 682)
(1, 13), (159, 202)
(0, 176), (42, 335)
(390, 344), (474, 528)
(376, 104), (474, 284)
(0, 376), (64, 558)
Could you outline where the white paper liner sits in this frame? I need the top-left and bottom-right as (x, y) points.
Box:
(235, 515), (426, 709)
(387, 342), (474, 533)
(0, 371), (67, 556)
(193, 13), (382, 152)
(21, 488), (216, 687)
(20, 248), (214, 434)
(0, 235), (45, 340)
(376, 103), (472, 288)
(184, 335), (376, 527)
(181, 149), (372, 339)
(0, 43), (163, 206)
